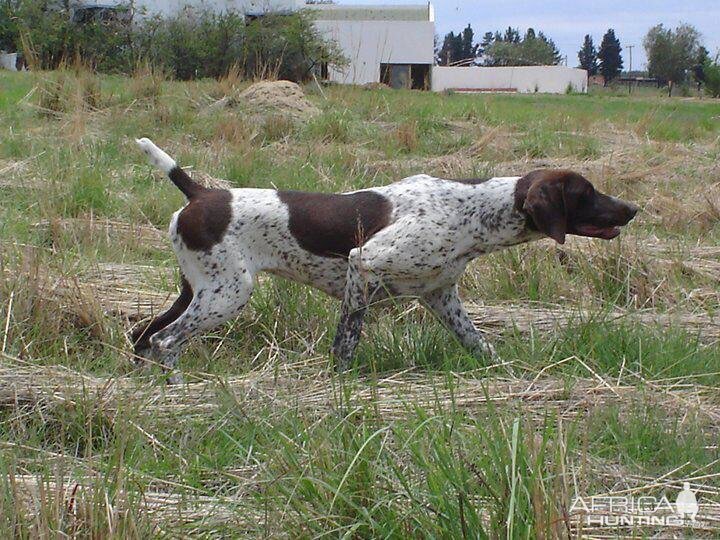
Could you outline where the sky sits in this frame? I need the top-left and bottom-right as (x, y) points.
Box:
(335, 0), (720, 70)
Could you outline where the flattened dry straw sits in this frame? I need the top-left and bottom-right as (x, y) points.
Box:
(2, 255), (176, 320)
(2, 353), (717, 423)
(564, 235), (720, 282)
(34, 217), (168, 251)
(51, 263), (175, 319)
(0, 157), (45, 189)
(466, 303), (720, 343)
(10, 474), (262, 531)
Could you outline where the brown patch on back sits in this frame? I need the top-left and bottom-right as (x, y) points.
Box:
(176, 189), (232, 251)
(279, 190), (392, 258)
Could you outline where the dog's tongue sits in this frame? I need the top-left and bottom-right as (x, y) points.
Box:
(575, 225), (621, 240)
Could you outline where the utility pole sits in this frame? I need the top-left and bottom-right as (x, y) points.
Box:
(626, 44), (634, 95)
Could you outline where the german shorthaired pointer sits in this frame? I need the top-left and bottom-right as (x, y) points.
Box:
(132, 138), (638, 382)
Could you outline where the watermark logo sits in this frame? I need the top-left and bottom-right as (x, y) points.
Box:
(676, 482), (699, 521)
(571, 483), (700, 527)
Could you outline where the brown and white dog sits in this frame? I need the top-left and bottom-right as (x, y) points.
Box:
(132, 138), (638, 382)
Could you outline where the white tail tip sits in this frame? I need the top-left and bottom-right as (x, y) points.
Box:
(135, 137), (176, 174)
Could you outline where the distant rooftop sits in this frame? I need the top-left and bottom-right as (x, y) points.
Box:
(307, 3), (433, 22)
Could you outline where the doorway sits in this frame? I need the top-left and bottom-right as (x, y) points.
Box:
(380, 64), (431, 90)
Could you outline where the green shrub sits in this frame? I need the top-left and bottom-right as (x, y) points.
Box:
(135, 8), (246, 80)
(11, 0), (133, 71)
(704, 58), (720, 98)
(0, 0), (20, 52)
(242, 11), (344, 81)
(2, 0), (345, 81)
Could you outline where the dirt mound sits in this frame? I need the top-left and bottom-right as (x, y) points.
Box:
(210, 80), (319, 118)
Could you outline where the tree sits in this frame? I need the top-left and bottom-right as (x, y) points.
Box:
(598, 28), (623, 85)
(483, 27), (562, 66)
(0, 0), (21, 53)
(644, 23), (702, 96)
(460, 24), (479, 64)
(436, 31), (461, 65)
(437, 24), (478, 65)
(693, 46), (710, 90)
(479, 30), (494, 59)
(503, 26), (521, 44)
(578, 34), (598, 75)
(480, 31), (495, 50)
(537, 31), (563, 64)
(702, 56), (720, 98)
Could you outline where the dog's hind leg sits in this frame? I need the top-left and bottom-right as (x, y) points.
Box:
(422, 284), (497, 360)
(149, 266), (254, 384)
(331, 247), (383, 371)
(131, 275), (193, 364)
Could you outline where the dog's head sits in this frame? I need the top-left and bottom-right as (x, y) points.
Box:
(515, 169), (638, 244)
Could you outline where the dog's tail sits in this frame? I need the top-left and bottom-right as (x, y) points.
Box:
(135, 137), (206, 199)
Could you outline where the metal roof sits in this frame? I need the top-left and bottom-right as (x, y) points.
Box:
(307, 3), (433, 22)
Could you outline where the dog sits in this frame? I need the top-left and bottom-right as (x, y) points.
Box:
(132, 138), (638, 383)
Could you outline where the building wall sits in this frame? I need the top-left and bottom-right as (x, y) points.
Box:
(131, 0), (303, 19)
(312, 8), (434, 85)
(432, 66), (588, 94)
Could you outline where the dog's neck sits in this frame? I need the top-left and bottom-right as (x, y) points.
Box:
(464, 177), (542, 249)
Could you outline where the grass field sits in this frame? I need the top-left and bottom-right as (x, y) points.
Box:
(1, 66), (720, 537)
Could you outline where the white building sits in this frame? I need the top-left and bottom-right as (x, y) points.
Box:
(307, 5), (586, 93)
(309, 4), (435, 89)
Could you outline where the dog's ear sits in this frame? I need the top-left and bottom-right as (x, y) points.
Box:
(522, 172), (584, 245)
(523, 171), (568, 244)
(523, 176), (566, 244)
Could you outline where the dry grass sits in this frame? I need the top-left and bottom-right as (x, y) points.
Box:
(208, 79), (320, 118)
(3, 351), (718, 425)
(466, 303), (720, 344)
(2, 250), (175, 325)
(3, 351), (719, 535)
(128, 62), (167, 102)
(0, 157), (45, 189)
(10, 474), (261, 533)
(34, 217), (167, 251)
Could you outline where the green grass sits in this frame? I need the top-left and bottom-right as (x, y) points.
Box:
(1, 68), (719, 536)
(589, 400), (718, 471)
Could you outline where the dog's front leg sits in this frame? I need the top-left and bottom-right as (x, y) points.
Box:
(423, 284), (497, 360)
(331, 248), (373, 371)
